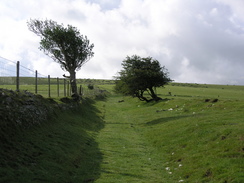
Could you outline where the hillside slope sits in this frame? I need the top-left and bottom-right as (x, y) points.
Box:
(94, 84), (244, 182)
(0, 89), (104, 182)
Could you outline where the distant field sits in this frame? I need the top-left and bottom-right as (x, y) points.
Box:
(0, 77), (115, 97)
(0, 77), (115, 85)
(99, 82), (244, 100)
(165, 83), (244, 100)
(1, 76), (243, 99)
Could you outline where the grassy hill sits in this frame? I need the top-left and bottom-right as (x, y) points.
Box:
(95, 83), (244, 182)
(0, 83), (243, 182)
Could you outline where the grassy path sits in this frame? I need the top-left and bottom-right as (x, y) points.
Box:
(95, 96), (166, 182)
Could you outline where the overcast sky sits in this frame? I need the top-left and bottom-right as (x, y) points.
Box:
(0, 0), (244, 85)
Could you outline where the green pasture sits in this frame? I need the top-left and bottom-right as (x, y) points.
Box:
(0, 84), (69, 97)
(0, 77), (115, 97)
(165, 83), (244, 100)
(0, 81), (243, 182)
(96, 83), (244, 182)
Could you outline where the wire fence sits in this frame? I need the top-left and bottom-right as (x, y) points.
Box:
(0, 56), (113, 98)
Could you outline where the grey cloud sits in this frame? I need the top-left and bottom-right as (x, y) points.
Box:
(153, 0), (244, 84)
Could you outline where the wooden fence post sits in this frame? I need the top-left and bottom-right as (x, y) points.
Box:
(64, 79), (66, 97)
(79, 85), (82, 95)
(67, 81), (70, 96)
(16, 61), (20, 91)
(57, 77), (59, 97)
(48, 75), (51, 97)
(35, 70), (38, 94)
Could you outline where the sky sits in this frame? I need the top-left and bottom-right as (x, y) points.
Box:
(0, 0), (244, 85)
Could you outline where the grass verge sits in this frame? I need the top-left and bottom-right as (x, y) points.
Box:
(0, 98), (104, 183)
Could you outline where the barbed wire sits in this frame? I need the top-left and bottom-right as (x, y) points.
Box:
(0, 55), (47, 78)
(0, 55), (83, 97)
(0, 57), (16, 77)
(0, 56), (16, 64)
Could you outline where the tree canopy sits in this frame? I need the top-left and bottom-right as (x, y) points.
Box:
(27, 19), (94, 97)
(115, 55), (172, 102)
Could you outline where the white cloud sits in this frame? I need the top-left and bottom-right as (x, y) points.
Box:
(0, 0), (244, 84)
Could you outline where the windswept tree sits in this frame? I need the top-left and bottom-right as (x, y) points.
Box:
(115, 55), (172, 102)
(27, 19), (94, 98)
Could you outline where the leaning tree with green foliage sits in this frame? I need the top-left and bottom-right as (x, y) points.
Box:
(27, 19), (94, 98)
(115, 55), (172, 102)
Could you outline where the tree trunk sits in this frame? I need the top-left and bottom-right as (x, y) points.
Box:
(69, 70), (78, 96)
(148, 87), (161, 101)
(135, 90), (149, 102)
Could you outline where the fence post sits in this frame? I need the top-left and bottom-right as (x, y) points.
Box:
(16, 61), (20, 91)
(79, 85), (81, 95)
(70, 82), (72, 96)
(79, 85), (82, 95)
(57, 77), (59, 97)
(48, 75), (51, 97)
(35, 70), (38, 94)
(67, 81), (70, 96)
(64, 79), (66, 97)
